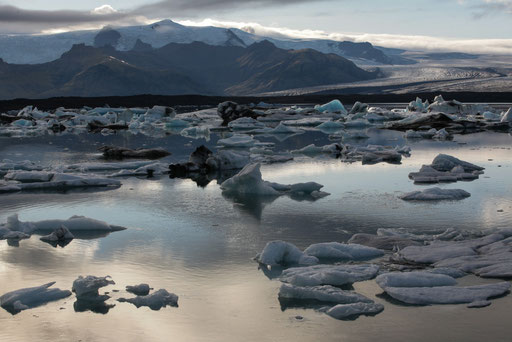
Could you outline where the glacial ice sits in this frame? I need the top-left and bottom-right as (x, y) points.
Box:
(501, 108), (512, 123)
(126, 284), (151, 296)
(348, 233), (420, 250)
(304, 242), (384, 261)
(280, 264), (379, 286)
(217, 134), (258, 148)
(0, 282), (71, 314)
(118, 289), (178, 310)
(206, 150), (251, 170)
(431, 154), (484, 173)
(376, 271), (457, 288)
(40, 226), (74, 242)
(278, 284), (372, 304)
(255, 240), (319, 267)
(326, 302), (384, 320)
(400, 187), (471, 201)
(65, 161), (155, 172)
(315, 100), (347, 114)
(382, 282), (510, 305)
(72, 275), (115, 302)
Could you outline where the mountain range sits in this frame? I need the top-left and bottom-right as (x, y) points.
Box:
(0, 40), (380, 99)
(0, 19), (411, 66)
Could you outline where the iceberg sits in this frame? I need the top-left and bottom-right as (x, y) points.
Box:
(280, 264), (379, 286)
(40, 226), (74, 243)
(315, 100), (347, 114)
(126, 284), (151, 296)
(278, 284), (372, 304)
(326, 302), (384, 320)
(376, 272), (457, 289)
(501, 108), (512, 123)
(304, 242), (384, 261)
(400, 187), (471, 201)
(72, 275), (114, 302)
(382, 282), (510, 305)
(0, 282), (71, 315)
(217, 134), (258, 148)
(255, 240), (318, 267)
(348, 233), (420, 250)
(118, 289), (178, 310)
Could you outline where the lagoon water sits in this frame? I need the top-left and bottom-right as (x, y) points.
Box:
(1, 127), (511, 342)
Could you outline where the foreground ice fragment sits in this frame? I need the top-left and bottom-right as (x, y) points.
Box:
(40, 225), (74, 242)
(0, 282), (71, 314)
(315, 100), (347, 114)
(278, 284), (372, 304)
(383, 282), (510, 305)
(326, 302), (384, 320)
(376, 272), (457, 289)
(400, 187), (471, 201)
(280, 264), (379, 286)
(118, 289), (179, 310)
(256, 240), (318, 267)
(304, 242), (384, 261)
(72, 275), (115, 301)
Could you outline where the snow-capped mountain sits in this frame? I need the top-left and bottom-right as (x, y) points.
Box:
(0, 19), (407, 65)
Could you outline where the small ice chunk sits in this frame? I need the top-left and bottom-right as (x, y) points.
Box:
(280, 264), (379, 286)
(118, 289), (178, 310)
(376, 271), (457, 289)
(217, 134), (257, 148)
(278, 284), (372, 304)
(72, 275), (115, 300)
(431, 154), (484, 172)
(256, 240), (318, 267)
(0, 282), (71, 314)
(400, 187), (471, 201)
(383, 282), (510, 305)
(126, 284), (150, 296)
(304, 242), (384, 261)
(467, 300), (491, 308)
(326, 302), (384, 320)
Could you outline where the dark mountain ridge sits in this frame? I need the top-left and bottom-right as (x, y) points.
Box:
(0, 40), (379, 100)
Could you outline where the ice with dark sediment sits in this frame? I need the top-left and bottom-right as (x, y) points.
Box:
(280, 264), (379, 286)
(0, 282), (71, 314)
(408, 154), (484, 184)
(126, 284), (151, 296)
(72, 275), (115, 303)
(118, 289), (179, 310)
(40, 226), (74, 243)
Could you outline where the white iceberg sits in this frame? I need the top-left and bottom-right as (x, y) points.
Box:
(255, 240), (318, 267)
(315, 100), (347, 114)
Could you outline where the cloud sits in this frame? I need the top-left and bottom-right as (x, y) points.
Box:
(473, 0), (512, 17)
(179, 18), (512, 55)
(92, 5), (118, 15)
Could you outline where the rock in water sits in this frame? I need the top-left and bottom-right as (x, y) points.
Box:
(217, 101), (258, 126)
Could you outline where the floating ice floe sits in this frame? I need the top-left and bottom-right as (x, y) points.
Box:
(98, 145), (170, 160)
(217, 134), (259, 148)
(220, 163), (329, 199)
(280, 264), (379, 286)
(255, 240), (319, 267)
(0, 159), (43, 175)
(1, 172), (121, 193)
(0, 282), (71, 315)
(316, 121), (344, 131)
(40, 226), (74, 243)
(304, 242), (384, 261)
(110, 162), (169, 177)
(408, 154), (484, 184)
(207, 150), (251, 170)
(278, 284), (372, 304)
(126, 284), (151, 296)
(228, 117), (265, 130)
(291, 143), (342, 156)
(382, 282), (510, 306)
(325, 302), (384, 320)
(404, 128), (452, 140)
(118, 289), (179, 310)
(348, 233), (420, 251)
(65, 160), (155, 172)
(376, 271), (457, 288)
(400, 187), (471, 201)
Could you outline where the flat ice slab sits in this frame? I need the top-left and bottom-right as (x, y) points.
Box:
(278, 284), (372, 304)
(376, 271), (457, 289)
(118, 289), (178, 310)
(280, 264), (379, 286)
(0, 282), (71, 314)
(326, 302), (384, 320)
(400, 187), (471, 201)
(255, 240), (319, 267)
(304, 242), (384, 261)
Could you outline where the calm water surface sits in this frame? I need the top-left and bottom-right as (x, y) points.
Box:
(0, 128), (511, 342)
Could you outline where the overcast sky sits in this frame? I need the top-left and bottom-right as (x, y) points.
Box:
(1, 0), (511, 53)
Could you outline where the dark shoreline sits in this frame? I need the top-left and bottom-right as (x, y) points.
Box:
(1, 92), (511, 112)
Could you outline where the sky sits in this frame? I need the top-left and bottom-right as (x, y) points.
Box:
(0, 0), (511, 53)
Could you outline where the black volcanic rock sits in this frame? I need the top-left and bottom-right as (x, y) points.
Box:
(131, 39), (154, 52)
(225, 30), (246, 47)
(0, 40), (379, 99)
